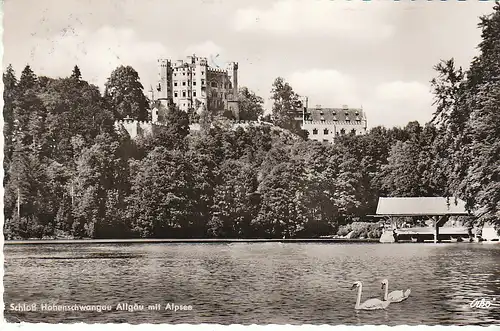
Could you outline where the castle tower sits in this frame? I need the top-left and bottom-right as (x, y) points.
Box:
(226, 62), (238, 100)
(225, 62), (239, 119)
(194, 56), (208, 113)
(157, 59), (172, 107)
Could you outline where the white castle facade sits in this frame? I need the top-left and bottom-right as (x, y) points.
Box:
(301, 105), (368, 143)
(155, 55), (239, 117)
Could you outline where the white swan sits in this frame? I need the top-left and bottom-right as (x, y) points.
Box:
(351, 281), (390, 310)
(381, 279), (411, 303)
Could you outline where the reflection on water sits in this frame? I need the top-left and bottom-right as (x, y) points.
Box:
(4, 242), (500, 325)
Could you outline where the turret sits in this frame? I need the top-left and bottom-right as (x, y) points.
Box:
(157, 59), (172, 106)
(226, 62), (238, 100)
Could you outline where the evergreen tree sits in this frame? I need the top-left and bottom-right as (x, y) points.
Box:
(70, 65), (82, 81)
(18, 65), (37, 91)
(3, 64), (18, 169)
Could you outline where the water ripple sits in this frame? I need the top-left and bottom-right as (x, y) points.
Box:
(4, 242), (500, 325)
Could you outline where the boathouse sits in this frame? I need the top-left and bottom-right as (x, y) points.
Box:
(372, 197), (471, 243)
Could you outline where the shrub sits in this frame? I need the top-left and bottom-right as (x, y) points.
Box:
(337, 222), (383, 239)
(337, 224), (352, 237)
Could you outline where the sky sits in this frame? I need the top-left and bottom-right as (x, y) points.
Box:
(2, 0), (495, 128)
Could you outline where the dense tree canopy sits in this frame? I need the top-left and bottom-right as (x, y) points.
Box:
(238, 87), (265, 121)
(429, 2), (500, 225)
(104, 65), (149, 120)
(3, 4), (500, 239)
(270, 77), (305, 137)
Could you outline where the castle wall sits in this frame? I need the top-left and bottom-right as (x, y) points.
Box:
(114, 120), (154, 140)
(116, 119), (278, 138)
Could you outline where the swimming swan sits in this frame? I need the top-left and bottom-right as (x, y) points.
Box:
(381, 279), (411, 303)
(351, 281), (390, 310)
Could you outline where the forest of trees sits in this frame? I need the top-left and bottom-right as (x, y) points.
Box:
(3, 4), (500, 239)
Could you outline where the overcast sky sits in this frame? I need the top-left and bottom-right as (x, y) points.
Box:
(2, 0), (495, 128)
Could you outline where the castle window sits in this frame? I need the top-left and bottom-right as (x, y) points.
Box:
(174, 92), (178, 97)
(324, 128), (329, 135)
(201, 71), (204, 75)
(193, 91), (197, 97)
(312, 128), (318, 135)
(351, 129), (356, 135)
(193, 81), (196, 86)
(182, 81), (186, 86)
(323, 139), (328, 143)
(182, 91), (186, 97)
(340, 129), (346, 135)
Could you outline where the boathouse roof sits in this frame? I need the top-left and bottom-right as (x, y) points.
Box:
(375, 197), (469, 216)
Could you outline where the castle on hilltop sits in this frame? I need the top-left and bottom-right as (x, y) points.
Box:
(114, 54), (242, 139)
(115, 55), (367, 142)
(155, 54), (239, 118)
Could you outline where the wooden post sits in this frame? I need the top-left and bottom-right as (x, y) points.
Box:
(434, 216), (439, 244)
(391, 217), (398, 243)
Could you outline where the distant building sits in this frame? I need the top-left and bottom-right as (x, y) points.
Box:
(155, 55), (239, 117)
(302, 105), (367, 143)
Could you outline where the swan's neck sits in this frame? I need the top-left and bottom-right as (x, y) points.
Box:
(384, 282), (389, 301)
(355, 284), (362, 309)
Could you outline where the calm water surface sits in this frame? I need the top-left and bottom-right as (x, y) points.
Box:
(4, 242), (500, 325)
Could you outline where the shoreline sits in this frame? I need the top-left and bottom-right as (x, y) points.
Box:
(3, 238), (381, 245)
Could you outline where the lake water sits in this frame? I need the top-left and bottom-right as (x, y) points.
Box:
(3, 242), (500, 325)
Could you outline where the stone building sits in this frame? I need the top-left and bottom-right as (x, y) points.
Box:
(302, 105), (367, 143)
(155, 55), (239, 117)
